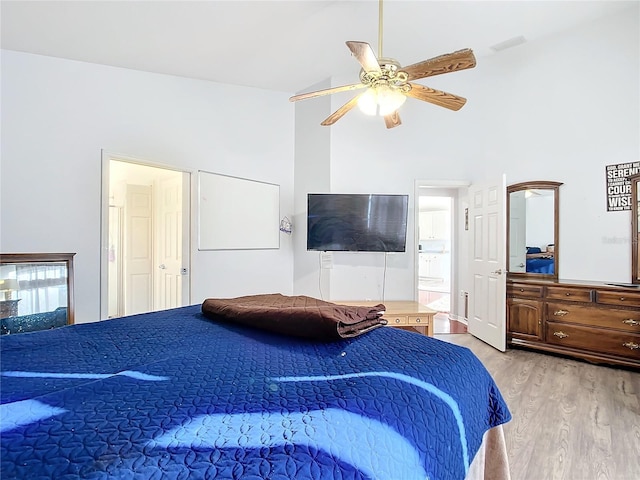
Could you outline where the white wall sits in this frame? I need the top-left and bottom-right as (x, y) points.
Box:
(292, 6), (639, 311)
(1, 51), (296, 323)
(2, 6), (638, 325)
(292, 79), (332, 299)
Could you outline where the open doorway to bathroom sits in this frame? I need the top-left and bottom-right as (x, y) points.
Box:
(416, 187), (467, 334)
(100, 152), (191, 319)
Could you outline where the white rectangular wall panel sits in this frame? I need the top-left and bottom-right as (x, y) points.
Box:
(198, 171), (280, 250)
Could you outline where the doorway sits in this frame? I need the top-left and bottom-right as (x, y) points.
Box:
(415, 184), (467, 334)
(100, 153), (191, 319)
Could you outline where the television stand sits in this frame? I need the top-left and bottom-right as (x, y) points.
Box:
(337, 300), (435, 337)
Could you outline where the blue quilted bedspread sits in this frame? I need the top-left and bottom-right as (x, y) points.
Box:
(0, 305), (510, 479)
(526, 257), (554, 274)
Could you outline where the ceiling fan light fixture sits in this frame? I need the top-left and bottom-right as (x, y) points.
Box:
(357, 88), (379, 116)
(357, 85), (406, 116)
(377, 85), (406, 116)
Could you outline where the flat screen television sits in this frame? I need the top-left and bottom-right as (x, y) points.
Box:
(307, 193), (409, 252)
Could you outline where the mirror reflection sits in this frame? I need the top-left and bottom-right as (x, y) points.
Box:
(637, 184), (640, 282)
(507, 181), (562, 278)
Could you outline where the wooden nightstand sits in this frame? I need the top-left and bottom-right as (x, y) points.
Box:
(337, 300), (435, 337)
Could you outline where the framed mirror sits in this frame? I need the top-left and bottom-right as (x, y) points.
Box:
(631, 174), (640, 284)
(506, 181), (562, 279)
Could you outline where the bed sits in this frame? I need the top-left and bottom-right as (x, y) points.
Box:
(0, 297), (511, 480)
(526, 247), (554, 274)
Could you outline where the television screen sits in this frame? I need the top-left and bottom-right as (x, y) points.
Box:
(307, 193), (409, 252)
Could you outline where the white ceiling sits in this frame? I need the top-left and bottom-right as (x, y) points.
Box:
(1, 1), (635, 94)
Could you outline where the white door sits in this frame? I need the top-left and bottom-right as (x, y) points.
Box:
(467, 176), (507, 351)
(156, 175), (183, 310)
(509, 191), (526, 273)
(124, 184), (153, 315)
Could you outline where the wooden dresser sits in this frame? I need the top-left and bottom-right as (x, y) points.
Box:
(507, 279), (640, 368)
(338, 301), (435, 337)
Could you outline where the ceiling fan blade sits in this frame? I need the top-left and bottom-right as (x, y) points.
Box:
(320, 94), (362, 126)
(384, 112), (401, 129)
(402, 49), (476, 81)
(405, 83), (467, 111)
(346, 41), (382, 73)
(289, 83), (367, 102)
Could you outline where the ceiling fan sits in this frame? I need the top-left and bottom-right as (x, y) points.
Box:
(289, 0), (477, 129)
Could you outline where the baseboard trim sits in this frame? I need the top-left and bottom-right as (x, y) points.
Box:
(447, 313), (468, 325)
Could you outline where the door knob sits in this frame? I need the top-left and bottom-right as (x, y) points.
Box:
(158, 264), (167, 269)
(491, 269), (504, 275)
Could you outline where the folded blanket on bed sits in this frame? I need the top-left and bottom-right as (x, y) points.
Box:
(202, 294), (387, 340)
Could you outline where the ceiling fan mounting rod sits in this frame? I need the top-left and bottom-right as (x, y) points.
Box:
(378, 0), (384, 58)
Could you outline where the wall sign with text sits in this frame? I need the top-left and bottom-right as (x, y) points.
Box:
(606, 161), (640, 211)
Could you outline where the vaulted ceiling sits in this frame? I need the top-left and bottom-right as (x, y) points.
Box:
(1, 1), (634, 93)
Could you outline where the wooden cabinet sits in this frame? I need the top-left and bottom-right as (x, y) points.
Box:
(507, 279), (640, 369)
(419, 210), (449, 240)
(507, 283), (544, 341)
(508, 299), (543, 340)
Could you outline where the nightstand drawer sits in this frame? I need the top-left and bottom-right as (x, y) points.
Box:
(546, 322), (640, 360)
(383, 315), (408, 326)
(408, 315), (430, 326)
(545, 286), (593, 302)
(546, 302), (640, 331)
(508, 283), (544, 298)
(596, 290), (640, 308)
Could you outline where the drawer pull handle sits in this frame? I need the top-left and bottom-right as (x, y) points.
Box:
(394, 318), (401, 324)
(554, 331), (569, 339)
(415, 317), (421, 323)
(623, 342), (639, 350)
(622, 319), (640, 327)
(553, 309), (569, 316)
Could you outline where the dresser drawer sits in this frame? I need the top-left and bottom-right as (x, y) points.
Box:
(507, 283), (544, 299)
(596, 290), (640, 308)
(546, 322), (640, 360)
(545, 286), (593, 302)
(383, 315), (408, 326)
(407, 315), (430, 326)
(546, 302), (640, 331)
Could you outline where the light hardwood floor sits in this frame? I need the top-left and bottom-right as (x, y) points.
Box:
(436, 334), (640, 480)
(433, 312), (468, 334)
